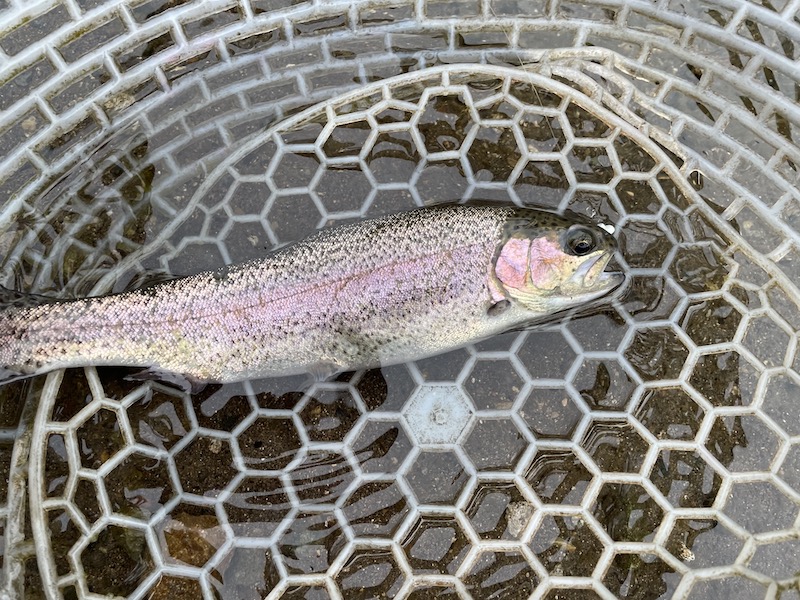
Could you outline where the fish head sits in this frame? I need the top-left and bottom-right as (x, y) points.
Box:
(492, 212), (625, 314)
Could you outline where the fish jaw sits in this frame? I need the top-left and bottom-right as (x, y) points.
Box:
(559, 250), (626, 301)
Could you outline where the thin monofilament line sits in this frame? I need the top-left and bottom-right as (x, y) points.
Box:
(487, 5), (560, 150)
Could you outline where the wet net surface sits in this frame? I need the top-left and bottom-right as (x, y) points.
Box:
(0, 0), (800, 599)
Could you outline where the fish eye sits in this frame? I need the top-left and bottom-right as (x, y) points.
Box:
(564, 226), (597, 256)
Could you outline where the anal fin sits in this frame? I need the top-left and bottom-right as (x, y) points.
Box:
(125, 368), (207, 395)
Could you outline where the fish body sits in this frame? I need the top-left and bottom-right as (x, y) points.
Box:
(0, 205), (623, 384)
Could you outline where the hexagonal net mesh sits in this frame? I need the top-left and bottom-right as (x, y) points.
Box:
(0, 0), (799, 599)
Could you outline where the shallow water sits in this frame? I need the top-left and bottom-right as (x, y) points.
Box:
(1, 1), (800, 599)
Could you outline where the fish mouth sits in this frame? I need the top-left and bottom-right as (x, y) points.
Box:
(568, 252), (625, 293)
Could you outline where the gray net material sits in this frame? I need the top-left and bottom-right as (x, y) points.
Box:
(0, 0), (799, 599)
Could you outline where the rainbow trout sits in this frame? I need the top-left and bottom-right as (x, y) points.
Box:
(0, 205), (623, 385)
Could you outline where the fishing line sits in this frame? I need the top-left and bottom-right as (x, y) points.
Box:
(487, 3), (560, 147)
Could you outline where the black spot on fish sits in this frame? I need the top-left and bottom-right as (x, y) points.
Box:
(487, 300), (511, 317)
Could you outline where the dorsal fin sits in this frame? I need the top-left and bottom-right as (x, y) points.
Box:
(0, 286), (59, 309)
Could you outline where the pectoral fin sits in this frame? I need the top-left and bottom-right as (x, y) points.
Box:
(487, 299), (511, 317)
